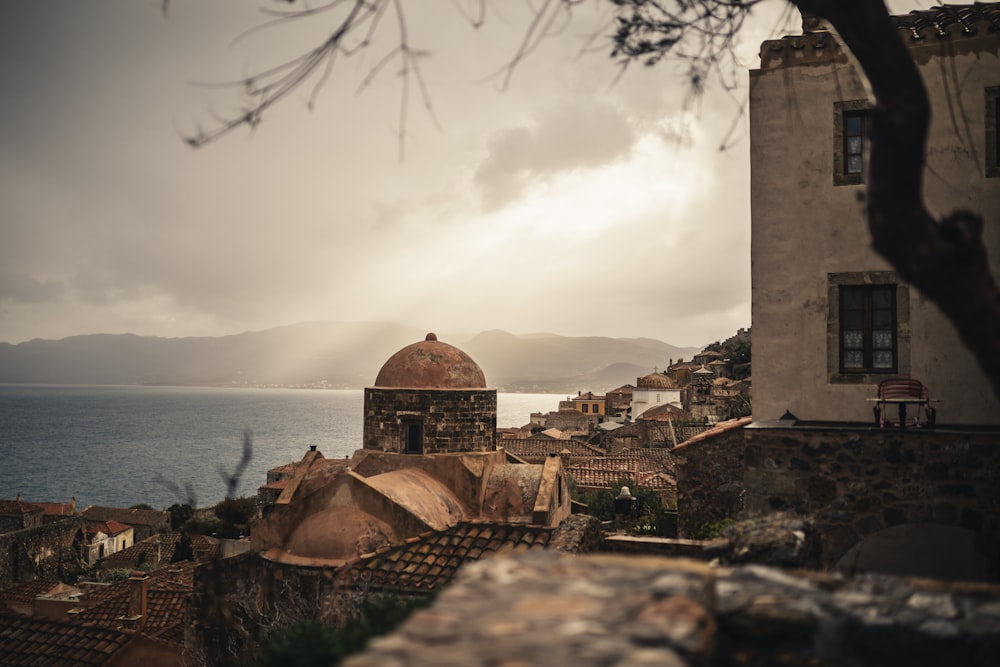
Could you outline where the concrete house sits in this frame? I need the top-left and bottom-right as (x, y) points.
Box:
(750, 4), (1000, 424)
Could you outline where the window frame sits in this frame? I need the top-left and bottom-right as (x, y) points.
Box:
(827, 272), (910, 384)
(833, 100), (871, 186)
(404, 419), (423, 454)
(838, 284), (898, 373)
(987, 86), (999, 178)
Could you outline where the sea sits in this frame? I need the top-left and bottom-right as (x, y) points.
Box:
(0, 385), (565, 511)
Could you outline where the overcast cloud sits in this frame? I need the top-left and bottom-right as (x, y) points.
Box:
(0, 1), (927, 348)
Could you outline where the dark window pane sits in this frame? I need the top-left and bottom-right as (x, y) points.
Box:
(872, 309), (894, 329)
(843, 310), (864, 329)
(846, 114), (862, 135)
(872, 287), (894, 308)
(841, 288), (864, 309)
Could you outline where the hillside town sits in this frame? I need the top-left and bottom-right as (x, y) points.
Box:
(2, 4), (1000, 666)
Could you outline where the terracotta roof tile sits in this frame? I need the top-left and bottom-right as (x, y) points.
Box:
(0, 499), (44, 515)
(0, 613), (133, 665)
(340, 522), (554, 593)
(0, 580), (67, 611)
(568, 451), (676, 491)
(500, 438), (604, 460)
(86, 520), (132, 537)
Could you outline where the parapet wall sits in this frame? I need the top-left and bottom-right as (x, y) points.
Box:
(675, 422), (1000, 580)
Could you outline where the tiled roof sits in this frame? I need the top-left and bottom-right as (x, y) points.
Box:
(75, 587), (189, 641)
(74, 564), (194, 643)
(0, 499), (44, 515)
(893, 3), (1000, 40)
(762, 4), (1000, 69)
(568, 452), (675, 490)
(0, 613), (133, 665)
(500, 438), (605, 460)
(98, 532), (213, 570)
(637, 403), (692, 422)
(33, 501), (76, 516)
(81, 506), (169, 528)
(340, 521), (554, 593)
(0, 580), (65, 611)
(86, 520), (132, 536)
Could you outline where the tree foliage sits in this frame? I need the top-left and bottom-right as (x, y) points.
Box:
(255, 593), (432, 667)
(575, 477), (677, 537)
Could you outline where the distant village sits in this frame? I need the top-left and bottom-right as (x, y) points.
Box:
(0, 329), (750, 664)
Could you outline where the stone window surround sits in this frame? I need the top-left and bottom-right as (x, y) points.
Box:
(833, 99), (871, 187)
(987, 86), (999, 178)
(827, 271), (910, 385)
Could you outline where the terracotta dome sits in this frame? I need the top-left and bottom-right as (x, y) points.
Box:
(637, 372), (676, 389)
(374, 333), (487, 389)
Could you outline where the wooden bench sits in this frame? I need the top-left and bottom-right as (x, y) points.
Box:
(872, 378), (936, 428)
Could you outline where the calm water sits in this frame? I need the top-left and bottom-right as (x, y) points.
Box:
(0, 385), (563, 510)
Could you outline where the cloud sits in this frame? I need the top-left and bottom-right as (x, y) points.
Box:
(474, 97), (638, 209)
(0, 271), (65, 304)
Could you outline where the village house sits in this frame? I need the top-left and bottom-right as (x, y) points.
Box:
(750, 4), (1000, 424)
(81, 520), (133, 566)
(672, 4), (1000, 582)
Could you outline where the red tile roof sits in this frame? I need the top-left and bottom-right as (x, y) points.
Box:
(340, 521), (554, 593)
(568, 451), (676, 491)
(0, 499), (44, 515)
(86, 520), (132, 536)
(500, 438), (605, 460)
(0, 613), (132, 666)
(0, 580), (66, 612)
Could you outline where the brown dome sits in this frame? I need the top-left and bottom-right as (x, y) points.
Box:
(637, 372), (676, 389)
(374, 333), (487, 389)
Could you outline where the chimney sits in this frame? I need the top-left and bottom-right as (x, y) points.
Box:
(126, 575), (149, 631)
(70, 496), (76, 514)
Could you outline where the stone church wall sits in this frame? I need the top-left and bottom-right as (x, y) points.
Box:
(363, 388), (496, 453)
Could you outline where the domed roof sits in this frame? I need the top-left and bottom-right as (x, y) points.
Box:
(637, 372), (676, 389)
(284, 506), (397, 561)
(374, 333), (487, 389)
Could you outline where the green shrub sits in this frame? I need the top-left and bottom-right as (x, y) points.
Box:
(255, 594), (431, 667)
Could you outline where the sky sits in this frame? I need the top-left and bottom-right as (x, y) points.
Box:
(0, 1), (923, 348)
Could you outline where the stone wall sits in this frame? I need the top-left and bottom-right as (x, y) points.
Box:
(344, 551), (1000, 667)
(0, 517), (87, 588)
(674, 422), (1000, 580)
(363, 388), (496, 453)
(743, 425), (1000, 579)
(672, 425), (747, 539)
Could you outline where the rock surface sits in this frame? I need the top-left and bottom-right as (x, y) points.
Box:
(343, 551), (1000, 667)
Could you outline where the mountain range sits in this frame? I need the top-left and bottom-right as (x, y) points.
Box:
(0, 321), (703, 393)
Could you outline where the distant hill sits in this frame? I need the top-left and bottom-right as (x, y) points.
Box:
(0, 322), (701, 393)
